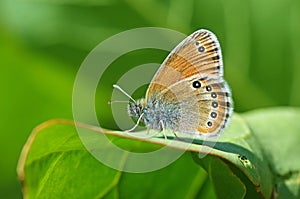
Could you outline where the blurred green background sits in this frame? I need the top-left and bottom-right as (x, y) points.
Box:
(0, 0), (299, 198)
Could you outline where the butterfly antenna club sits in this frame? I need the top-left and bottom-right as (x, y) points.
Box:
(113, 84), (136, 103)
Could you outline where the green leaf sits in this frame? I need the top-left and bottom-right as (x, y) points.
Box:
(243, 107), (300, 199)
(18, 120), (212, 199)
(195, 155), (246, 199)
(18, 108), (300, 198)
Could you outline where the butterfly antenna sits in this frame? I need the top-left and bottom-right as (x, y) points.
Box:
(113, 84), (136, 103)
(108, 100), (130, 104)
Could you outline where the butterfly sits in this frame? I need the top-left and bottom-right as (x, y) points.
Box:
(113, 29), (233, 137)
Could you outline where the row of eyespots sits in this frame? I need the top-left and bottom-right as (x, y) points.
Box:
(191, 79), (232, 129)
(208, 87), (218, 127)
(191, 80), (219, 128)
(192, 82), (218, 99)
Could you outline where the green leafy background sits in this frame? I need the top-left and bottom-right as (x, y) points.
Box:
(1, 0), (300, 198)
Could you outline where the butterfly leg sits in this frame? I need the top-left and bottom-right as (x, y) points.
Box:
(159, 120), (167, 140)
(173, 132), (185, 142)
(126, 113), (144, 132)
(173, 132), (179, 138)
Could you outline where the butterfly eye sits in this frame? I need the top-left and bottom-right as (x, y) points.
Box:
(135, 105), (140, 113)
(192, 81), (201, 88)
(198, 46), (205, 53)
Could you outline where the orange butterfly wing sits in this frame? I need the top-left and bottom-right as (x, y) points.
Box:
(145, 29), (232, 136)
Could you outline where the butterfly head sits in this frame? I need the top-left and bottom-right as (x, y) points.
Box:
(127, 98), (146, 121)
